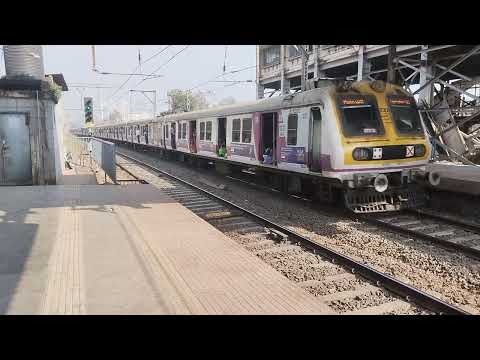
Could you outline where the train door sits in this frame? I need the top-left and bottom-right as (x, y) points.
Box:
(261, 112), (277, 165)
(217, 118), (226, 154)
(189, 120), (197, 153)
(309, 107), (322, 172)
(170, 122), (177, 149)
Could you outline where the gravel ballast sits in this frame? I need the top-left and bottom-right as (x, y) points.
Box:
(117, 147), (480, 314)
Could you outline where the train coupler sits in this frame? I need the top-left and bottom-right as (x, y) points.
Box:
(344, 185), (426, 213)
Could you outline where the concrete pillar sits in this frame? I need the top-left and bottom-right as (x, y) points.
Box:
(283, 76), (291, 94)
(256, 83), (265, 99)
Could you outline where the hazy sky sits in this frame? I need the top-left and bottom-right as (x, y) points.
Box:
(1, 45), (256, 127)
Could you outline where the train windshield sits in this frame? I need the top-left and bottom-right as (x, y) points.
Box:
(338, 96), (384, 137)
(388, 97), (424, 136)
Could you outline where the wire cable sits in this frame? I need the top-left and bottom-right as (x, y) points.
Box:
(135, 45), (190, 87)
(105, 45), (172, 103)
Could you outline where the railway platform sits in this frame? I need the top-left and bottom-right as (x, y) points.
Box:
(427, 162), (480, 195)
(0, 182), (333, 315)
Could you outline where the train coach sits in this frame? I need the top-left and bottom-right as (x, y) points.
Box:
(88, 79), (438, 213)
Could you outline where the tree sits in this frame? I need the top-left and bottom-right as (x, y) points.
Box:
(167, 89), (209, 113)
(218, 96), (236, 106)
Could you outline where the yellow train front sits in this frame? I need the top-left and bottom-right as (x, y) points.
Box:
(325, 80), (432, 213)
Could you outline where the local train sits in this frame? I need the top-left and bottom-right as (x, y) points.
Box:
(74, 80), (438, 213)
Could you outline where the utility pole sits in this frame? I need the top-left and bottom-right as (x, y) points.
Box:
(138, 47), (142, 74)
(91, 45), (96, 71)
(129, 89), (157, 120)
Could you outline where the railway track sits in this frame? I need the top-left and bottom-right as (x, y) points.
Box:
(185, 158), (480, 262)
(362, 209), (480, 261)
(115, 162), (148, 185)
(116, 151), (470, 315)
(224, 169), (480, 261)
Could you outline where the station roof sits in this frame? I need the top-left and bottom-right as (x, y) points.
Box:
(46, 73), (68, 91)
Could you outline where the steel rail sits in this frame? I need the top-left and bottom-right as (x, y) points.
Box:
(115, 162), (148, 184)
(361, 213), (480, 261)
(116, 150), (470, 315)
(409, 209), (480, 234)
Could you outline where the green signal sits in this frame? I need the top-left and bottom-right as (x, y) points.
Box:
(84, 97), (93, 123)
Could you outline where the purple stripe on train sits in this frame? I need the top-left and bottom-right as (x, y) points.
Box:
(228, 143), (255, 158)
(280, 146), (306, 165)
(198, 141), (217, 153)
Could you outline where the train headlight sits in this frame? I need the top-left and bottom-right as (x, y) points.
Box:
(414, 144), (426, 157)
(374, 174), (389, 193)
(352, 147), (371, 161)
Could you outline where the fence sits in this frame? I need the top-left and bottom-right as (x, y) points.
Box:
(65, 134), (117, 184)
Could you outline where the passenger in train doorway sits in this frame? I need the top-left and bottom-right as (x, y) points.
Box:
(171, 125), (176, 149)
(190, 128), (197, 153)
(218, 142), (227, 158)
(136, 127), (141, 143)
(263, 147), (273, 164)
(135, 126), (141, 150)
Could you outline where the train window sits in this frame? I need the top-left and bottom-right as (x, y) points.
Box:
(182, 123), (187, 139)
(232, 119), (241, 142)
(205, 121), (212, 141)
(264, 46), (280, 66)
(388, 98), (423, 136)
(242, 118), (252, 143)
(200, 122), (206, 140)
(287, 114), (298, 145)
(338, 97), (384, 137)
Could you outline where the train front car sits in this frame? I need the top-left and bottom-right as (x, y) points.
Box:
(327, 80), (431, 213)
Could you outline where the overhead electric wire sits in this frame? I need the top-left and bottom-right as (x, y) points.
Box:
(134, 45), (190, 87)
(105, 45), (172, 103)
(223, 45), (228, 73)
(106, 45), (190, 110)
(106, 48), (254, 116)
(187, 64), (256, 92)
(151, 64), (257, 107)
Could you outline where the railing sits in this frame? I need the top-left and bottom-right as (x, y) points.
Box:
(65, 135), (117, 184)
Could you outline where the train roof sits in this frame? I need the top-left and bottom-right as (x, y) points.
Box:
(92, 80), (408, 129)
(94, 81), (336, 128)
(157, 83), (334, 122)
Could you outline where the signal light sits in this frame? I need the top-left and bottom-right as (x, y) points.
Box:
(84, 97), (93, 124)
